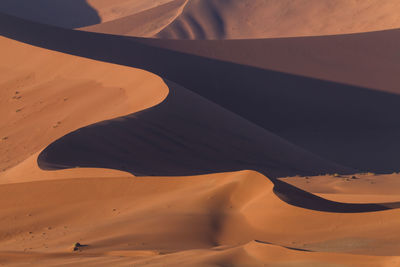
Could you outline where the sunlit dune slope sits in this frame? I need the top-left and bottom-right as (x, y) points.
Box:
(0, 35), (168, 174)
(0, 171), (400, 266)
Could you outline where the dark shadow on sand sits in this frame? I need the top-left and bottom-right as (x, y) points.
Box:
(0, 1), (100, 28)
(37, 81), (400, 213)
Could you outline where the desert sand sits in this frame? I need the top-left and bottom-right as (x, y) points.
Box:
(1, 1), (400, 266)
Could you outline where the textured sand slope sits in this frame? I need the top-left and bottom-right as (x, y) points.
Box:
(0, 171), (400, 266)
(158, 0), (400, 39)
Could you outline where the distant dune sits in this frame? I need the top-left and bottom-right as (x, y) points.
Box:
(1, 0), (400, 39)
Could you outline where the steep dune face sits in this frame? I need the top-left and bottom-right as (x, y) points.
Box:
(0, 35), (168, 174)
(158, 0), (400, 39)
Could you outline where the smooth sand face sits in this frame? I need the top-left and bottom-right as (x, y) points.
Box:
(1, 1), (400, 266)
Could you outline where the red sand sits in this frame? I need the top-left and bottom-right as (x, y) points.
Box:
(1, 2), (400, 266)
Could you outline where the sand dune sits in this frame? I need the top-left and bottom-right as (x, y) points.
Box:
(37, 80), (350, 179)
(0, 0), (179, 29)
(80, 0), (187, 37)
(1, 171), (400, 266)
(157, 0), (400, 39)
(2, 1), (400, 39)
(86, 0), (180, 23)
(1, 3), (400, 266)
(2, 13), (400, 172)
(0, 35), (168, 174)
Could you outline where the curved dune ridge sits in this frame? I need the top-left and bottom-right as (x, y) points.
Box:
(1, 2), (400, 266)
(0, 35), (168, 177)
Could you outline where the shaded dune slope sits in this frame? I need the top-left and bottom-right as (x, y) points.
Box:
(1, 13), (400, 173)
(38, 80), (349, 179)
(0, 0), (101, 28)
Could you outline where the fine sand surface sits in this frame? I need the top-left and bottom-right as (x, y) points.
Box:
(1, 171), (400, 266)
(1, 2), (400, 266)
